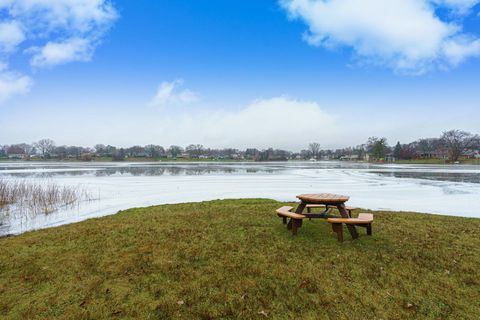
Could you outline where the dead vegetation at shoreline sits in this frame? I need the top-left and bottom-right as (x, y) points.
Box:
(0, 179), (92, 218)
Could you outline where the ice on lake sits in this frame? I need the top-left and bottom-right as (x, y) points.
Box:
(1, 161), (479, 236)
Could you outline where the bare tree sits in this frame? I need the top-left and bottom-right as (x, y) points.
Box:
(112, 148), (126, 161)
(54, 146), (68, 160)
(20, 144), (36, 159)
(67, 146), (83, 159)
(145, 144), (165, 158)
(127, 145), (146, 157)
(94, 144), (107, 156)
(34, 139), (55, 159)
(309, 142), (321, 159)
(168, 145), (183, 158)
(441, 130), (479, 162)
(186, 144), (204, 158)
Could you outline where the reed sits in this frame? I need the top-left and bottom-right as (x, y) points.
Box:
(0, 179), (91, 216)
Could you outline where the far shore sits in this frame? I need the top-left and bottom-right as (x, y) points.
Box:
(1, 157), (480, 165)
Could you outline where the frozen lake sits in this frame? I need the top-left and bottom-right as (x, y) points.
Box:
(1, 161), (480, 236)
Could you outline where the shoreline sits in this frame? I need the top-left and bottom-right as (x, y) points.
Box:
(1, 158), (480, 165)
(2, 199), (479, 239)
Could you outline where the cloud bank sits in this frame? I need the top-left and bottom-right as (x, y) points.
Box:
(136, 96), (338, 149)
(0, 0), (118, 103)
(1, 96), (340, 150)
(280, 0), (480, 73)
(182, 96), (337, 148)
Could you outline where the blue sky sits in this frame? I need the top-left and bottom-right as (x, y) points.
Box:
(1, 0), (479, 150)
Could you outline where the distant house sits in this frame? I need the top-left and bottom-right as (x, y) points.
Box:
(463, 150), (480, 159)
(7, 153), (23, 159)
(6, 145), (25, 159)
(416, 150), (445, 159)
(340, 154), (360, 161)
(385, 154), (395, 162)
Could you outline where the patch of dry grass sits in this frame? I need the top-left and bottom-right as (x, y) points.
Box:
(0, 199), (479, 319)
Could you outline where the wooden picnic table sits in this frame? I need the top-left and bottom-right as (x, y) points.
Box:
(295, 193), (358, 238)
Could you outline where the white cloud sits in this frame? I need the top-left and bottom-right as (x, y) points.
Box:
(29, 38), (93, 67)
(142, 96), (338, 149)
(431, 0), (479, 13)
(0, 0), (117, 34)
(185, 96), (337, 149)
(443, 36), (480, 65)
(0, 21), (25, 53)
(0, 64), (33, 104)
(0, 0), (118, 103)
(149, 80), (198, 108)
(0, 0), (117, 68)
(280, 0), (480, 73)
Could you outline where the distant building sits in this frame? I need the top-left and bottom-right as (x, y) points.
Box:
(340, 154), (360, 161)
(6, 145), (25, 159)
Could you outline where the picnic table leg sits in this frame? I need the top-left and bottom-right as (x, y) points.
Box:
(295, 202), (306, 214)
(331, 223), (344, 242)
(291, 219), (302, 236)
(337, 204), (359, 239)
(366, 224), (372, 236)
(287, 202), (306, 231)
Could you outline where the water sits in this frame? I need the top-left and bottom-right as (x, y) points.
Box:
(1, 161), (479, 236)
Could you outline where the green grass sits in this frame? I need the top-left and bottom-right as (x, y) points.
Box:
(395, 158), (480, 165)
(1, 199), (479, 319)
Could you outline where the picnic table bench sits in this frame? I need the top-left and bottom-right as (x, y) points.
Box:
(276, 206), (305, 236)
(276, 193), (374, 241)
(328, 213), (373, 242)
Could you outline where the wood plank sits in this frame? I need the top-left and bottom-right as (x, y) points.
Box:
(327, 213), (374, 224)
(296, 193), (350, 204)
(327, 218), (372, 224)
(358, 213), (373, 220)
(276, 207), (306, 219)
(306, 204), (358, 211)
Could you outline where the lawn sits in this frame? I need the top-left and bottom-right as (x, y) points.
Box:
(1, 199), (479, 319)
(395, 158), (480, 165)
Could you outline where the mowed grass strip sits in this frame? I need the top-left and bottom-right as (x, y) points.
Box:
(1, 199), (479, 319)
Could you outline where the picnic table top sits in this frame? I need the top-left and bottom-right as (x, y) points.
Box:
(296, 193), (350, 204)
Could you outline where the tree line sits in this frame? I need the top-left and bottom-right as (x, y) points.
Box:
(1, 130), (479, 162)
(0, 140), (292, 161)
(301, 129), (479, 162)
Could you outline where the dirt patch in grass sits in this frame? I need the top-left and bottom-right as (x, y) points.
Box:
(1, 199), (479, 319)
